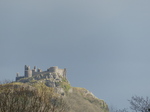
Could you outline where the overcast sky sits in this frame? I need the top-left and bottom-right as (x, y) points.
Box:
(1, 0), (150, 109)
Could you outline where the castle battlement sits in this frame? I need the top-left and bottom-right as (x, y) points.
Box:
(16, 65), (66, 81)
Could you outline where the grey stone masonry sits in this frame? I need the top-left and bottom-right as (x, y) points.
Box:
(16, 65), (67, 81)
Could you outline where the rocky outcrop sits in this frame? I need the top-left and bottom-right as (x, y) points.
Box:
(16, 72), (109, 112)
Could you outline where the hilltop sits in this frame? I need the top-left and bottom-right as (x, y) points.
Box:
(7, 65), (109, 112)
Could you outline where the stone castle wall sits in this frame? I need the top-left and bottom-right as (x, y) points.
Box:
(16, 65), (66, 81)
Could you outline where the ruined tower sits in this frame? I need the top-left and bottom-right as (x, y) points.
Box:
(47, 66), (58, 72)
(24, 65), (32, 77)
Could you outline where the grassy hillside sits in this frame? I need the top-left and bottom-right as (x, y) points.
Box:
(65, 87), (109, 112)
(1, 73), (109, 112)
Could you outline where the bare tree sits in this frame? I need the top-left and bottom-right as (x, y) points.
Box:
(129, 96), (150, 112)
(109, 96), (150, 112)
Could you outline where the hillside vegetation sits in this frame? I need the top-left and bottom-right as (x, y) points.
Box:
(0, 73), (109, 112)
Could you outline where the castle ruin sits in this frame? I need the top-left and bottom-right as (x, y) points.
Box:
(16, 65), (66, 81)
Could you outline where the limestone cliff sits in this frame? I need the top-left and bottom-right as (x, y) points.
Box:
(16, 72), (109, 112)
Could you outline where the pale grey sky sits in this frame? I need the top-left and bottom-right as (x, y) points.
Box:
(1, 0), (150, 109)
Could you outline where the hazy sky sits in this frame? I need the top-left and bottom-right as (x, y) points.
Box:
(1, 0), (150, 109)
